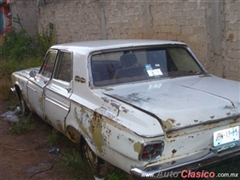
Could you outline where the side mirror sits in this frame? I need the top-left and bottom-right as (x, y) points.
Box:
(30, 70), (37, 78)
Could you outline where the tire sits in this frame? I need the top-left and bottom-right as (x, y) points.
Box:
(81, 138), (103, 169)
(17, 91), (27, 116)
(80, 138), (104, 177)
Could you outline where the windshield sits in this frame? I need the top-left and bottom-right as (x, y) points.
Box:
(91, 47), (203, 86)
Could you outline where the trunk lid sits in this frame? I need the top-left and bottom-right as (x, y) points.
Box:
(102, 75), (240, 131)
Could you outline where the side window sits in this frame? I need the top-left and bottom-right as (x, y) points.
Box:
(40, 50), (58, 78)
(54, 51), (72, 82)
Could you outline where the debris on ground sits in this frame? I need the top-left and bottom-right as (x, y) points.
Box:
(0, 106), (20, 122)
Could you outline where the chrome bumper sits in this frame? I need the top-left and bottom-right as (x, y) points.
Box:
(130, 147), (240, 179)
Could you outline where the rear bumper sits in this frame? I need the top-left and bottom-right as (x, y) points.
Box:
(130, 146), (240, 179)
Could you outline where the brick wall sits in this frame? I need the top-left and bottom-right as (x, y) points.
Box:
(38, 0), (240, 81)
(10, 0), (38, 37)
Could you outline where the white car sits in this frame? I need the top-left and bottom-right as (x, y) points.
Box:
(11, 40), (240, 179)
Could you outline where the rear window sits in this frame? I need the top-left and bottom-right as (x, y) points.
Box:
(91, 47), (203, 86)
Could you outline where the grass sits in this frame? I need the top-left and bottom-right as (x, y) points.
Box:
(10, 113), (36, 134)
(0, 57), (42, 102)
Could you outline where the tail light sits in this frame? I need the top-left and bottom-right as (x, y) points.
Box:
(139, 141), (164, 161)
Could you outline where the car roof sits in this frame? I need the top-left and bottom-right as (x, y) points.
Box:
(51, 39), (186, 54)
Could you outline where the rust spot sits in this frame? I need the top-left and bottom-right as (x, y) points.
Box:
(117, 135), (119, 140)
(128, 138), (134, 144)
(57, 121), (64, 133)
(106, 129), (111, 138)
(75, 76), (86, 83)
(163, 120), (173, 130)
(171, 161), (176, 164)
(194, 119), (198, 122)
(168, 118), (176, 124)
(67, 126), (81, 143)
(166, 131), (179, 138)
(171, 149), (177, 158)
(170, 139), (175, 142)
(230, 116), (240, 124)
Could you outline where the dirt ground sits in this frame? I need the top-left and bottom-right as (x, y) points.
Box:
(0, 104), (74, 180)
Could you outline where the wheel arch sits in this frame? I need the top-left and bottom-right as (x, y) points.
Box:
(66, 125), (82, 144)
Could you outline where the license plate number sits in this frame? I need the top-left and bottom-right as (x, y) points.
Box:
(213, 126), (239, 147)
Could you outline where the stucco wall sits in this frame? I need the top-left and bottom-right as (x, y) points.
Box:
(10, 0), (38, 37)
(38, 0), (240, 81)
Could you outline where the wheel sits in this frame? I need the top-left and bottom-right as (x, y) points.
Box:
(80, 138), (105, 177)
(81, 138), (102, 170)
(17, 91), (27, 116)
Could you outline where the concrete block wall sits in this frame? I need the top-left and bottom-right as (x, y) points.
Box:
(10, 0), (38, 37)
(38, 0), (240, 81)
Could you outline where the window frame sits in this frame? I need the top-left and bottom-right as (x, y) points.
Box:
(53, 50), (73, 83)
(89, 45), (206, 88)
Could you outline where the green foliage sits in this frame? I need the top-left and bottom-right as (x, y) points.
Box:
(35, 23), (57, 57)
(61, 149), (94, 180)
(2, 28), (33, 60)
(10, 113), (35, 134)
(0, 22), (56, 102)
(107, 169), (132, 180)
(46, 131), (62, 146)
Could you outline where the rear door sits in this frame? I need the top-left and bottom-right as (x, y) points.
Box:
(43, 50), (73, 133)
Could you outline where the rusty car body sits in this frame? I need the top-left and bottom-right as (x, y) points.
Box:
(11, 40), (240, 179)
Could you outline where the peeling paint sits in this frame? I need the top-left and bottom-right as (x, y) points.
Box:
(168, 118), (176, 124)
(163, 120), (173, 130)
(133, 142), (141, 153)
(57, 121), (64, 133)
(194, 119), (198, 122)
(89, 112), (104, 153)
(39, 97), (43, 106)
(74, 76), (86, 83)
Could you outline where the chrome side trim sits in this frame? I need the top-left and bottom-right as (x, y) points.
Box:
(45, 96), (69, 111)
(27, 85), (37, 92)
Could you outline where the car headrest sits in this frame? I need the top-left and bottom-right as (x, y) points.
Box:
(120, 53), (138, 68)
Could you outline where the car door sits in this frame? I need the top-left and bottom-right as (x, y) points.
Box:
(43, 50), (73, 133)
(27, 50), (58, 119)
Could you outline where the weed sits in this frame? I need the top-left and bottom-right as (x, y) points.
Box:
(107, 169), (133, 180)
(35, 22), (57, 57)
(59, 149), (94, 180)
(0, 22), (56, 102)
(1, 28), (33, 60)
(46, 131), (62, 147)
(10, 113), (35, 134)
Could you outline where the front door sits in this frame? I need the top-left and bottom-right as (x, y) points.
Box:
(27, 50), (58, 119)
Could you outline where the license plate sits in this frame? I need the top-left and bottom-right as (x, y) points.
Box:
(213, 126), (239, 147)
